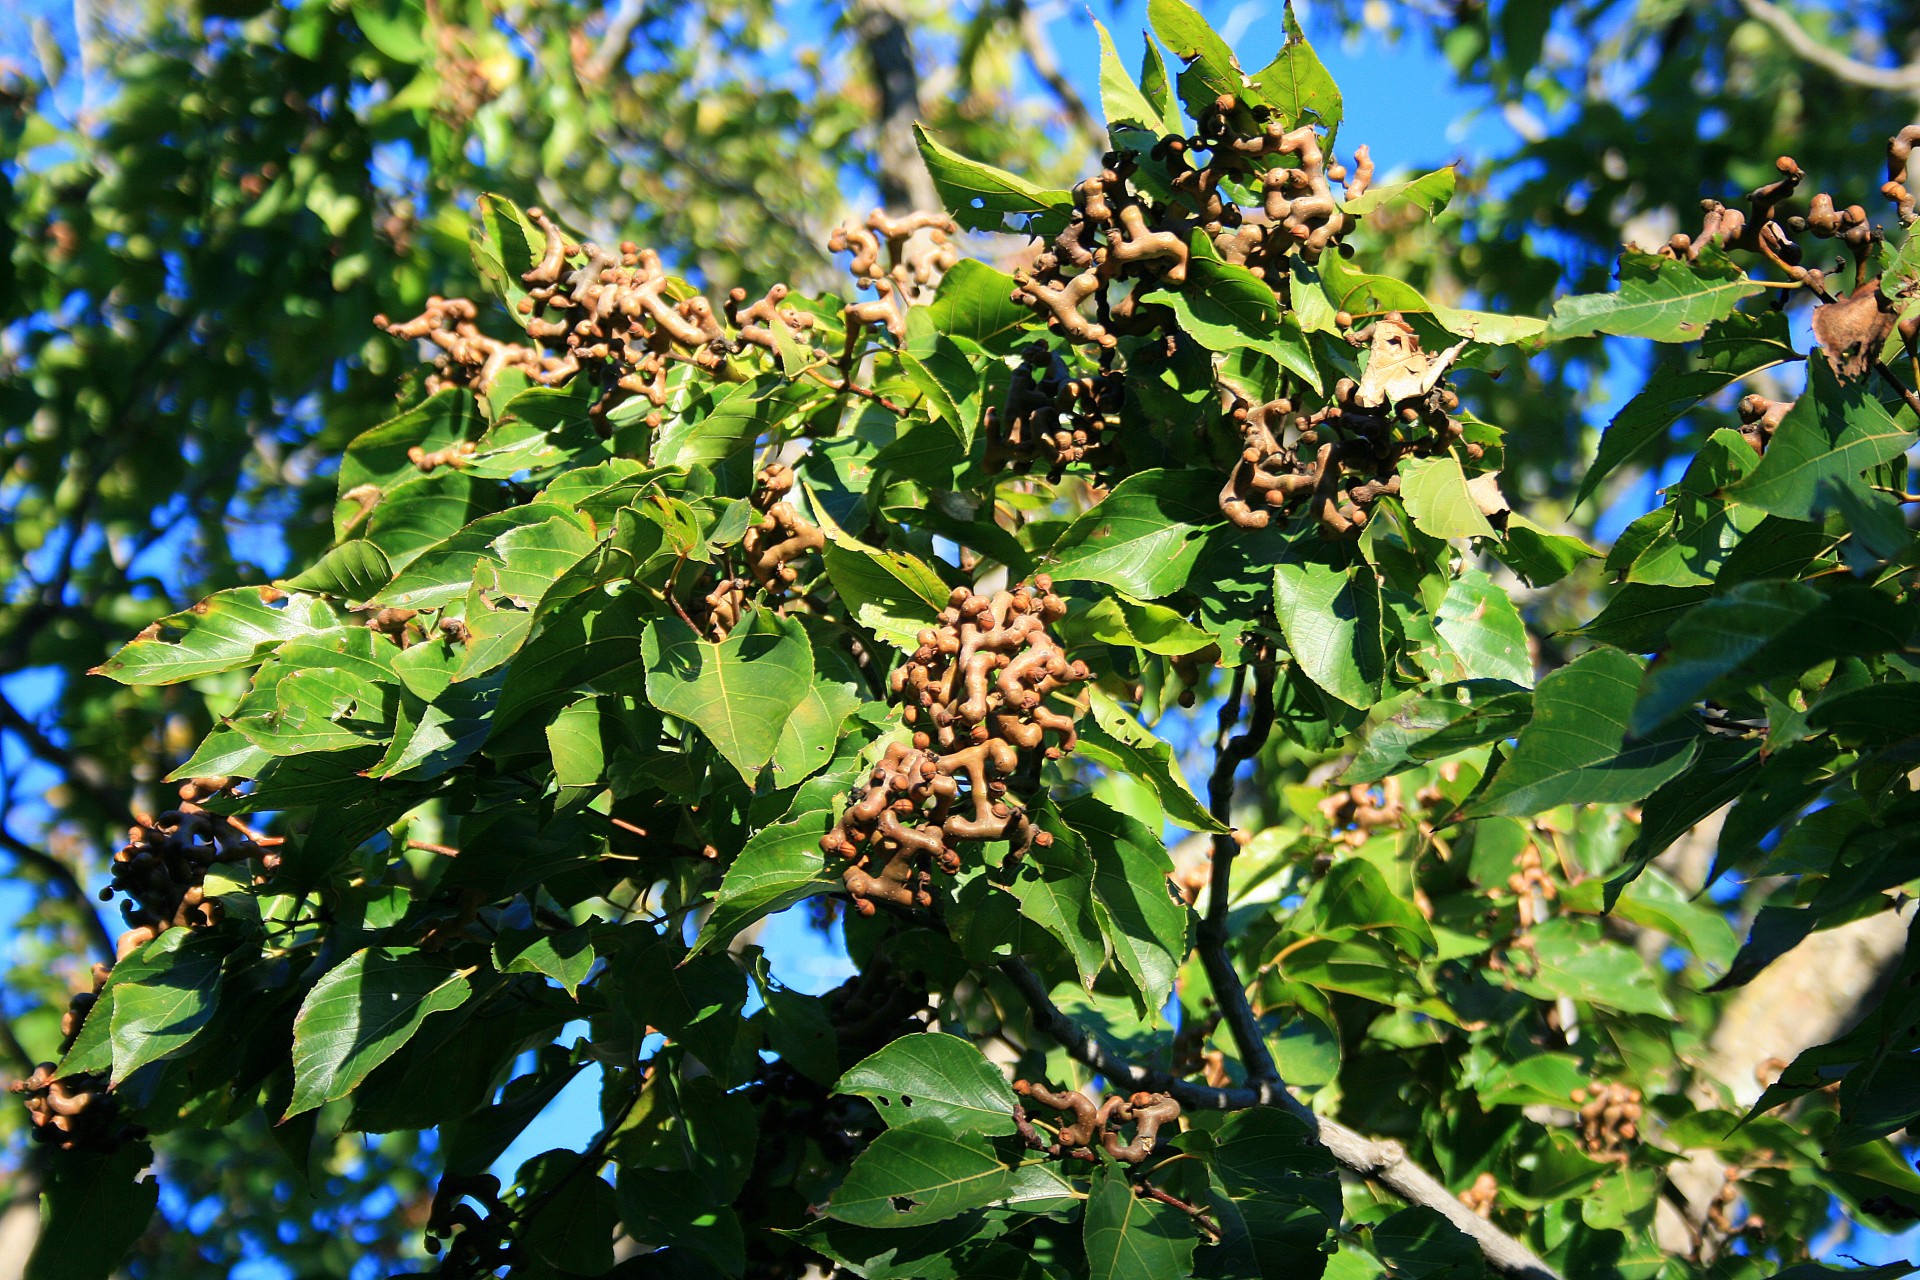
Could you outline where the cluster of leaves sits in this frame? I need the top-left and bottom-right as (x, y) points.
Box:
(15, 3), (1920, 1279)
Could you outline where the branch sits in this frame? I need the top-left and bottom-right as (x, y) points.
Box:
(0, 691), (138, 824)
(998, 960), (1564, 1280)
(847, 0), (942, 213)
(580, 0), (646, 83)
(0, 825), (115, 965)
(1011, 1), (1105, 159)
(1735, 0), (1920, 94)
(1198, 655), (1280, 1084)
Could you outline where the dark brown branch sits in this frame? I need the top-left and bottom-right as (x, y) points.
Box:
(1198, 654), (1280, 1084)
(998, 959), (1563, 1280)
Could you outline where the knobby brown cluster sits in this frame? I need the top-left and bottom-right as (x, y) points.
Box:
(822, 579), (1089, 915)
(1011, 94), (1373, 351)
(1459, 1171), (1500, 1219)
(982, 341), (1123, 476)
(1317, 778), (1404, 848)
(1574, 1081), (1643, 1160)
(1012, 1078), (1183, 1164)
(375, 206), (958, 430)
(1661, 130), (1920, 390)
(1220, 315), (1476, 538)
(11, 778), (275, 1151)
(1484, 839), (1558, 976)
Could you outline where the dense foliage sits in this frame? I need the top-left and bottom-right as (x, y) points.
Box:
(12, 2), (1920, 1278)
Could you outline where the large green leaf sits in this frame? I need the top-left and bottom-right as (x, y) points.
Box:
(1274, 560), (1384, 708)
(1083, 1164), (1200, 1280)
(107, 929), (230, 1079)
(643, 612), (816, 783)
(821, 539), (949, 650)
(826, 1122), (1015, 1227)
(1727, 354), (1914, 520)
(1574, 310), (1797, 509)
(1471, 647), (1697, 817)
(925, 260), (1037, 353)
(1249, 1), (1342, 134)
(914, 124), (1072, 233)
(690, 808), (843, 956)
(1149, 0), (1249, 118)
(287, 947), (473, 1117)
(24, 1144), (159, 1280)
(1067, 795), (1189, 1014)
(1076, 687), (1227, 833)
(92, 588), (338, 686)
(836, 1033), (1021, 1137)
(1097, 19), (1180, 135)
(1546, 249), (1764, 342)
(1398, 454), (1498, 540)
(1046, 469), (1222, 599)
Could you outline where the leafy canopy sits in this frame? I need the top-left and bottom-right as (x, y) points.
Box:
(18, 5), (1920, 1280)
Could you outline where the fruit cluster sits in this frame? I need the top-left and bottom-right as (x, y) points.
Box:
(822, 579), (1088, 915)
(1012, 1078), (1183, 1164)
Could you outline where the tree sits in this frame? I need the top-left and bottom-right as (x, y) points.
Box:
(11, 3), (1920, 1279)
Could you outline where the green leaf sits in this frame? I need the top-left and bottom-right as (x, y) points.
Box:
(1470, 647), (1697, 817)
(1429, 569), (1533, 686)
(1097, 19), (1179, 134)
(1573, 310), (1797, 510)
(773, 674), (862, 787)
(468, 194), (545, 327)
(914, 124), (1072, 234)
(93, 587), (337, 686)
(1632, 581), (1916, 735)
(1491, 513), (1598, 587)
(826, 1121), (1015, 1228)
(276, 540), (393, 601)
(1274, 560), (1384, 709)
(655, 374), (805, 469)
(1546, 249), (1765, 342)
(24, 1144), (159, 1280)
(287, 947), (473, 1117)
(1077, 687), (1227, 833)
(108, 929), (229, 1078)
(1083, 1164), (1200, 1280)
(837, 1033), (1020, 1137)
(1142, 238), (1320, 390)
(1069, 595), (1215, 657)
(1067, 795), (1190, 1014)
(522, 1174), (617, 1274)
(1727, 354), (1914, 520)
(617, 1170), (745, 1274)
(1008, 808), (1109, 986)
(1250, 2), (1343, 134)
(1398, 454), (1498, 540)
(1340, 167), (1455, 218)
(691, 808), (843, 956)
(1047, 469), (1222, 600)
(643, 612), (816, 783)
(822, 539), (950, 650)
(925, 260), (1037, 353)
(493, 926), (596, 997)
(1149, 0), (1248, 118)
(1508, 919), (1676, 1017)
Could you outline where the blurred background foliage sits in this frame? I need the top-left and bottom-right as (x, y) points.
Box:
(4, 0), (1920, 1273)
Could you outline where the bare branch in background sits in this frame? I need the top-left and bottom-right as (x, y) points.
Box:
(848, 0), (942, 212)
(1736, 0), (1920, 95)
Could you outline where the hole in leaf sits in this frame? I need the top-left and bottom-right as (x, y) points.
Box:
(891, 1196), (917, 1213)
(899, 1095), (913, 1107)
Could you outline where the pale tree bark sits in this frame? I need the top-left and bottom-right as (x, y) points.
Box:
(1650, 814), (1915, 1257)
(847, 0), (942, 213)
